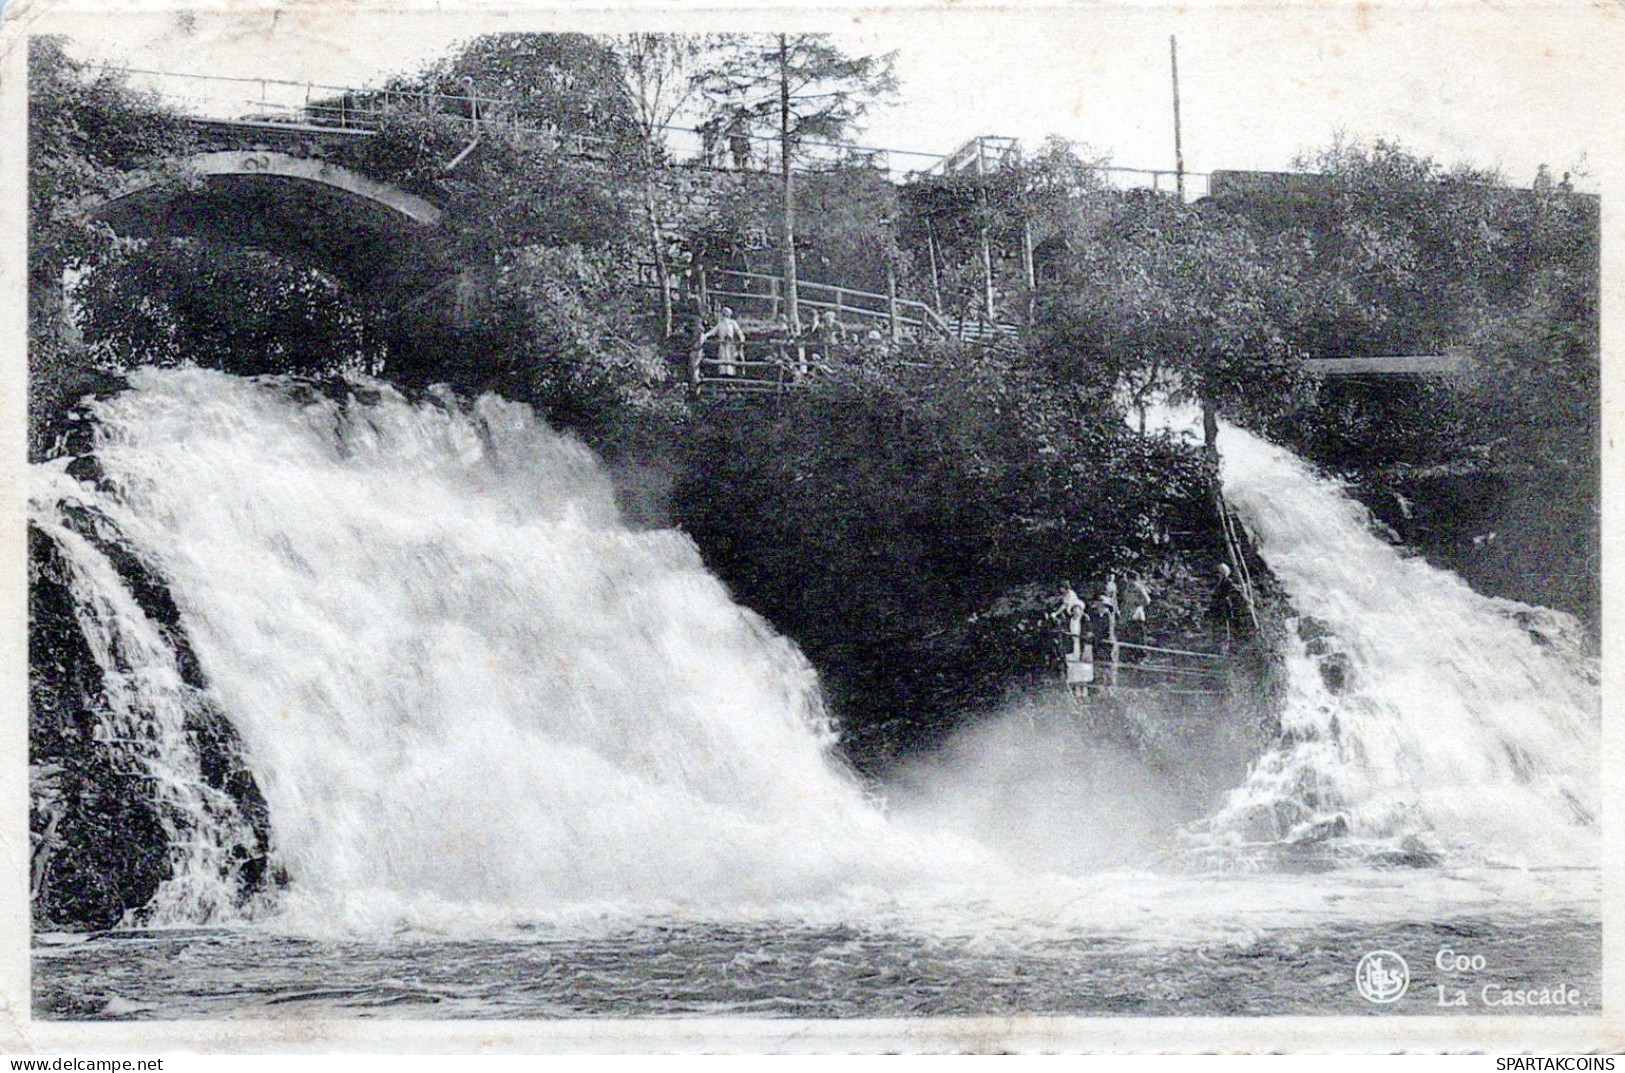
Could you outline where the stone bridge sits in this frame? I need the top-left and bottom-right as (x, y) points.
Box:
(89, 132), (453, 300)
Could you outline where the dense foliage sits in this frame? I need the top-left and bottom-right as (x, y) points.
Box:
(1225, 142), (1599, 619)
(27, 38), (196, 456)
(76, 240), (381, 375)
(671, 355), (1224, 766)
(1035, 192), (1317, 427)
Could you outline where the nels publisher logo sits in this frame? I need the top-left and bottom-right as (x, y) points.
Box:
(1355, 950), (1409, 1004)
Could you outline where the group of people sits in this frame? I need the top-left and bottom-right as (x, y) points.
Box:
(697, 115), (756, 171)
(1056, 561), (1251, 668)
(693, 306), (882, 383)
(1056, 573), (1154, 662)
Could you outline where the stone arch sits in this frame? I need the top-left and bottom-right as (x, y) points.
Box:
(96, 150), (442, 227)
(85, 151), (450, 295)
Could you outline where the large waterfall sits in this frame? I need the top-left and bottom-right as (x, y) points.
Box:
(1202, 423), (1598, 866)
(29, 370), (1598, 935)
(31, 368), (972, 928)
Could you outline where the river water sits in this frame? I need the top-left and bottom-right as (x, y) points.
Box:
(29, 369), (1600, 1020)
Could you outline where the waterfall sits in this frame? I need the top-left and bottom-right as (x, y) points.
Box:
(30, 371), (1598, 931)
(29, 485), (268, 925)
(32, 367), (953, 927)
(1202, 422), (1598, 865)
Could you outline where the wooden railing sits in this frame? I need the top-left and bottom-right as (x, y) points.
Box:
(697, 268), (951, 341)
(688, 336), (808, 394)
(688, 331), (911, 393)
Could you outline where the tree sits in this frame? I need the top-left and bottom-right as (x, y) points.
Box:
(899, 137), (1116, 329)
(612, 34), (723, 335)
(338, 34), (641, 261)
(27, 37), (196, 457)
(1036, 193), (1314, 432)
(1290, 137), (1512, 356)
(698, 34), (897, 330)
(399, 32), (639, 147)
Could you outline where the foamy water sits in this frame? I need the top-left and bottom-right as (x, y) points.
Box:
(29, 370), (1599, 947)
(1203, 423), (1598, 867)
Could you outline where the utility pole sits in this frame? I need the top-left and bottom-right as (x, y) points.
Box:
(778, 34), (801, 334)
(1169, 34), (1186, 202)
(1172, 33), (1214, 441)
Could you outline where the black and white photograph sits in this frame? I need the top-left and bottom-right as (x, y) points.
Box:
(8, 0), (1616, 1052)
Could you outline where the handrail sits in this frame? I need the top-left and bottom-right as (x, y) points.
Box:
(1112, 640), (1232, 663)
(1099, 685), (1228, 698)
(1216, 494), (1262, 632)
(706, 268), (949, 336)
(107, 67), (1215, 192)
(1115, 662), (1227, 680)
(704, 289), (942, 337)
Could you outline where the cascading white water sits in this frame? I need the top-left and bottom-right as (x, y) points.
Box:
(1203, 421), (1598, 865)
(40, 367), (974, 927)
(29, 485), (264, 925)
(31, 371), (1600, 937)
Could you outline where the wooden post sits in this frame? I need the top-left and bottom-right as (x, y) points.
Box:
(1020, 216), (1036, 325)
(1170, 35), (1187, 202)
(886, 263), (900, 343)
(979, 204), (996, 326)
(1108, 607), (1120, 687)
(689, 311), (705, 388)
(925, 223), (945, 315)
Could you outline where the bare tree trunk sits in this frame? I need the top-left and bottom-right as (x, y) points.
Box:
(643, 170), (674, 337)
(977, 187), (995, 324)
(925, 222), (944, 315)
(1020, 215), (1036, 326)
(778, 34), (801, 333)
(979, 222), (996, 324)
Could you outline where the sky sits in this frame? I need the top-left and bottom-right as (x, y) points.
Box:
(15, 2), (1621, 193)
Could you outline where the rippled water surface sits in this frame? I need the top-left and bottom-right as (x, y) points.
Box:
(36, 912), (1598, 1020)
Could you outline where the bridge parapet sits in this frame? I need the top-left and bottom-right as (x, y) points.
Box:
(1306, 354), (1473, 377)
(90, 150), (442, 229)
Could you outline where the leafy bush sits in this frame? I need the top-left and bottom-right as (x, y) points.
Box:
(671, 353), (1220, 767)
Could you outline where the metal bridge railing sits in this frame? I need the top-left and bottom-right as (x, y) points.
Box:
(688, 336), (805, 393)
(1062, 631), (1235, 699)
(103, 68), (1212, 195)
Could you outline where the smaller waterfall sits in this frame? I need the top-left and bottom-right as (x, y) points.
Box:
(1202, 423), (1597, 866)
(29, 482), (268, 924)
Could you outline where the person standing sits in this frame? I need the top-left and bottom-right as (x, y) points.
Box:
(1210, 562), (1245, 649)
(697, 307), (746, 377)
(1122, 573), (1152, 649)
(1093, 584), (1120, 687)
(1057, 582), (1087, 660)
(819, 309), (848, 350)
(726, 114), (753, 170)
